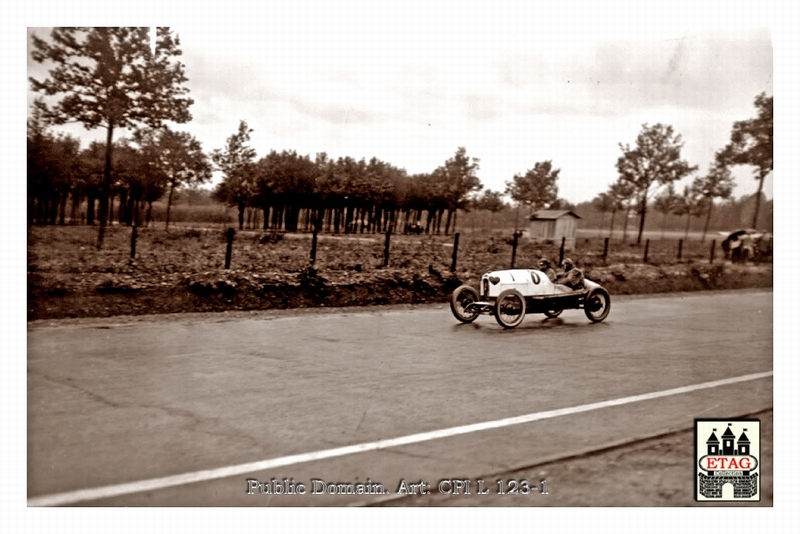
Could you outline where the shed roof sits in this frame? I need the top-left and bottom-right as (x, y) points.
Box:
(530, 210), (582, 220)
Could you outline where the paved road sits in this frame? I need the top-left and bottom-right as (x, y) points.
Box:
(27, 289), (772, 506)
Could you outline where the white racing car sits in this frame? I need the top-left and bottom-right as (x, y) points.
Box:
(450, 268), (611, 328)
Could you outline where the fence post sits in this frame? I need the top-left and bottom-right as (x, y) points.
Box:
(558, 236), (566, 266)
(709, 239), (716, 264)
(677, 239), (683, 260)
(224, 227), (235, 269)
(510, 231), (521, 268)
(383, 228), (392, 267)
(602, 237), (609, 264)
(643, 239), (650, 263)
(450, 232), (460, 272)
(130, 225), (138, 259)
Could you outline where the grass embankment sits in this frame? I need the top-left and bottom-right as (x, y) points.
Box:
(28, 226), (772, 320)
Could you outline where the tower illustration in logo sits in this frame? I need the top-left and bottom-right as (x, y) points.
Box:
(695, 419), (760, 501)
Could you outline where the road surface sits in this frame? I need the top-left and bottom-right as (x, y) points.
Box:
(27, 289), (772, 506)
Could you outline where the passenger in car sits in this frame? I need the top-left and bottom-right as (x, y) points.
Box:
(555, 257), (585, 290)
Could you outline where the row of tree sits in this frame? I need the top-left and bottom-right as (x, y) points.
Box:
(27, 117), (212, 230)
(591, 93), (773, 244)
(210, 122), (488, 234)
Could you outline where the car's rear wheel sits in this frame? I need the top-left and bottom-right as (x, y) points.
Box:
(544, 309), (562, 318)
(450, 285), (481, 323)
(495, 289), (526, 328)
(584, 288), (611, 322)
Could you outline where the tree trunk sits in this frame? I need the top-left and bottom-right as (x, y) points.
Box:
(444, 209), (453, 235)
(238, 203), (245, 230)
(87, 193), (96, 225)
(598, 212), (606, 238)
(118, 189), (128, 225)
(70, 192), (81, 224)
(49, 195), (59, 225)
(636, 189), (648, 245)
(702, 200), (713, 243)
(133, 199), (141, 227)
(58, 191), (68, 225)
(96, 122), (114, 248)
(109, 194), (114, 228)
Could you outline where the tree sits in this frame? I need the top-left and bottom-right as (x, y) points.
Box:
(607, 179), (636, 241)
(720, 93), (773, 228)
(673, 185), (705, 241)
(652, 183), (678, 238)
(30, 27), (193, 247)
(134, 127), (211, 230)
(212, 120), (258, 230)
(474, 189), (506, 232)
(592, 192), (614, 238)
(29, 134), (82, 225)
(255, 150), (317, 231)
(27, 112), (82, 225)
(616, 123), (697, 244)
(475, 189), (506, 213)
(504, 160), (559, 230)
(693, 156), (735, 242)
(434, 147), (482, 234)
(549, 198), (575, 210)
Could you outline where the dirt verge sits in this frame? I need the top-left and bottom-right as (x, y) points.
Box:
(28, 261), (772, 321)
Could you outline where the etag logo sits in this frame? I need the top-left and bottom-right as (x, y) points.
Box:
(695, 419), (760, 501)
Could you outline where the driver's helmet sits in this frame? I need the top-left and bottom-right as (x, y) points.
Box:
(537, 258), (551, 270)
(563, 258), (575, 270)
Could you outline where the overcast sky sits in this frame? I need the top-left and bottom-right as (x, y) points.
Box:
(25, 1), (776, 204)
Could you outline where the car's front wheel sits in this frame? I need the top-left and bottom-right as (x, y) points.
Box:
(450, 285), (480, 323)
(495, 289), (526, 328)
(584, 288), (611, 322)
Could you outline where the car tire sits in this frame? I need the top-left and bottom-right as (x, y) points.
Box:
(450, 285), (481, 323)
(584, 287), (611, 323)
(495, 289), (526, 328)
(544, 309), (563, 318)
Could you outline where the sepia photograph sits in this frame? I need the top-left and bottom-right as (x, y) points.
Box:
(9, 0), (798, 530)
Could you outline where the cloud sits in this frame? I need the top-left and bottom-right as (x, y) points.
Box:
(490, 28), (772, 119)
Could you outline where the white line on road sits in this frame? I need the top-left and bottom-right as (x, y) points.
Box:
(28, 370), (772, 506)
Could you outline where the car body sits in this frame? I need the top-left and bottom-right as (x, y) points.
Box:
(450, 268), (611, 328)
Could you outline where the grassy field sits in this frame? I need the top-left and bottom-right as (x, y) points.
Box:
(27, 225), (772, 320)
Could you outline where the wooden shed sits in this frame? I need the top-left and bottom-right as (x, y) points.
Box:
(527, 210), (582, 240)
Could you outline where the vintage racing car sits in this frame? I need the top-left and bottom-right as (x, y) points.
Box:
(450, 268), (611, 328)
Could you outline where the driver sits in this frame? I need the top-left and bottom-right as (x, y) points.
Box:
(537, 258), (557, 282)
(555, 257), (584, 290)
